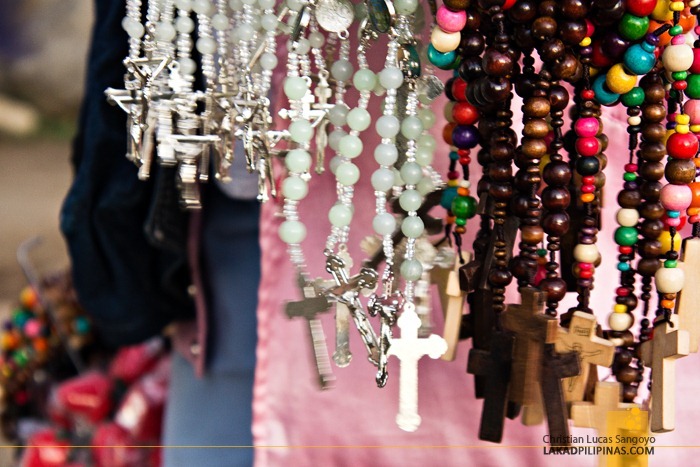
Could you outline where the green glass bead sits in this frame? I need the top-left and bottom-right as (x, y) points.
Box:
(329, 204), (353, 227)
(672, 71), (688, 81)
(451, 196), (470, 218)
(401, 216), (425, 238)
(289, 120), (313, 143)
(414, 146), (434, 167)
(665, 259), (678, 268)
(394, 0), (419, 15)
(399, 189), (423, 212)
(347, 108), (371, 132)
(373, 212), (396, 235)
(336, 161), (360, 186)
(279, 220), (306, 244)
(401, 116), (424, 139)
(621, 87), (644, 107)
(614, 226), (638, 246)
(686, 74), (700, 99)
(618, 13), (649, 41)
(418, 108), (436, 130)
(282, 176), (308, 200)
(669, 24), (683, 36)
(537, 248), (547, 257)
(353, 69), (377, 92)
(623, 172), (637, 182)
(455, 217), (467, 226)
(417, 177), (435, 196)
(400, 162), (423, 185)
(285, 149), (312, 173)
(283, 76), (308, 100)
(427, 44), (456, 70)
(400, 258), (423, 281)
(339, 134), (363, 159)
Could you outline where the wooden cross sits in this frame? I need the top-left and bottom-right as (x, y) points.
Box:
(467, 330), (515, 442)
(431, 252), (469, 361)
(572, 381), (641, 466)
(541, 345), (580, 446)
(675, 237), (700, 353)
(388, 305), (447, 432)
(285, 275), (335, 389)
(501, 287), (559, 406)
(554, 311), (614, 402)
(639, 314), (690, 432)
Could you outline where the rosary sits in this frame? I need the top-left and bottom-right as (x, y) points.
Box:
(109, 0), (700, 451)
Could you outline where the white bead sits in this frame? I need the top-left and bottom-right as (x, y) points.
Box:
(655, 267), (685, 294)
(608, 312), (634, 332)
(459, 180), (471, 189)
(627, 116), (642, 126)
(430, 27), (461, 53)
(662, 44), (694, 72)
(573, 244), (598, 263)
(615, 208), (639, 227)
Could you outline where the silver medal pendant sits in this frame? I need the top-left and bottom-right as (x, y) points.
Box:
(314, 0), (355, 33)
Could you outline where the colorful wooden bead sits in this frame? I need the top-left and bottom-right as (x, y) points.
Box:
(616, 208), (640, 227)
(659, 230), (683, 254)
(436, 5), (466, 33)
(660, 184), (693, 211)
(427, 44), (456, 69)
(608, 311), (634, 332)
(623, 44), (656, 75)
(662, 43), (695, 73)
(618, 13), (649, 41)
(573, 244), (599, 263)
(666, 131), (699, 159)
(654, 266), (685, 294)
(606, 63), (637, 95)
(592, 75), (620, 105)
(431, 27), (461, 53)
(574, 117), (599, 137)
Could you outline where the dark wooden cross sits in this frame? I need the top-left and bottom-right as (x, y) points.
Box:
(639, 314), (690, 432)
(285, 274), (335, 389)
(467, 329), (516, 443)
(541, 344), (580, 447)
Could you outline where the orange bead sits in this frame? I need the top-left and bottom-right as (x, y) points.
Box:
(648, 20), (673, 47)
(19, 287), (38, 309)
(687, 207), (700, 216)
(660, 299), (676, 309)
(581, 193), (595, 203)
(442, 122), (456, 145)
(457, 187), (469, 196)
(680, 8), (696, 33)
(33, 338), (48, 353)
(693, 157), (700, 168)
(446, 215), (456, 225)
(689, 182), (700, 208)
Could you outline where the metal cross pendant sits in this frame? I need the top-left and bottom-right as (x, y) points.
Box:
(368, 290), (404, 387)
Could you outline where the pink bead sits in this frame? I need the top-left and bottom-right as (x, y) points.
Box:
(660, 184), (693, 211)
(575, 136), (600, 156)
(668, 112), (678, 123)
(579, 262), (593, 271)
(436, 6), (467, 33)
(665, 217), (682, 227)
(24, 319), (41, 338)
(574, 117), (599, 137)
(690, 214), (700, 223)
(685, 99), (700, 124)
(624, 163), (638, 172)
(671, 35), (686, 46)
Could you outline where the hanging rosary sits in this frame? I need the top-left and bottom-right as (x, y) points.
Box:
(108, 0), (700, 447)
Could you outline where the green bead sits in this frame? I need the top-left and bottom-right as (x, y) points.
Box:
(665, 259), (678, 268)
(427, 44), (456, 70)
(451, 195), (477, 219)
(537, 248), (547, 257)
(400, 259), (423, 281)
(353, 69), (377, 92)
(621, 87), (644, 107)
(455, 217), (467, 226)
(618, 13), (649, 41)
(670, 24), (683, 36)
(672, 71), (688, 81)
(74, 316), (90, 335)
(401, 216), (425, 238)
(623, 172), (637, 182)
(686, 74), (700, 99)
(614, 226), (638, 246)
(12, 309), (31, 328)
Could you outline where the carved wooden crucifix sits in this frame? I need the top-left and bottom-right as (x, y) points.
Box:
(675, 237), (700, 353)
(431, 251), (469, 361)
(554, 311), (615, 403)
(540, 344), (580, 447)
(639, 314), (690, 432)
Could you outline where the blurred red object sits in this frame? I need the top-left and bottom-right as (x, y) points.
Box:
(56, 372), (113, 424)
(21, 429), (70, 467)
(91, 422), (146, 467)
(108, 339), (164, 385)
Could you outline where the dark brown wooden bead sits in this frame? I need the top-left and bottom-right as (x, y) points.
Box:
(521, 225), (545, 243)
(508, 0), (537, 22)
(524, 97), (551, 118)
(549, 84), (569, 111)
(483, 78), (512, 102)
(443, 0), (470, 10)
(488, 267), (513, 287)
(465, 10), (481, 29)
(511, 194), (530, 217)
(521, 138), (549, 158)
(490, 142), (514, 162)
(461, 32), (485, 56)
(540, 277), (568, 301)
(643, 83), (665, 103)
(640, 219), (663, 239)
(538, 0), (558, 16)
(489, 182), (514, 201)
(552, 53), (581, 81)
(488, 163), (513, 181)
(543, 161), (572, 185)
(641, 123), (666, 142)
(638, 240), (662, 258)
(560, 0), (587, 18)
(542, 186), (571, 210)
(639, 201), (665, 220)
(642, 104), (666, 123)
(617, 365), (639, 384)
(622, 384), (638, 403)
(639, 162), (665, 181)
(618, 190), (641, 209)
(540, 39), (565, 62)
(483, 49), (514, 77)
(532, 16), (557, 40)
(640, 181), (662, 200)
(639, 142), (666, 162)
(637, 258), (661, 276)
(665, 158), (697, 184)
(558, 20), (587, 45)
(542, 212), (570, 236)
(523, 119), (550, 138)
(616, 348), (634, 366)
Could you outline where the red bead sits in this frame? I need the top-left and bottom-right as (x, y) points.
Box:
(452, 102), (479, 125)
(451, 79), (467, 102)
(616, 286), (630, 296)
(502, 0), (517, 9)
(579, 262), (593, 271)
(591, 41), (613, 68)
(619, 246), (633, 254)
(447, 170), (459, 180)
(581, 184), (595, 193)
(582, 176), (596, 185)
(585, 19), (595, 38)
(576, 136), (600, 156)
(581, 89), (595, 100)
(668, 113), (678, 123)
(457, 149), (470, 157)
(579, 269), (593, 279)
(673, 80), (688, 91)
(624, 163), (638, 172)
(667, 132), (699, 159)
(459, 156), (471, 165)
(626, 0), (656, 17)
(661, 213), (687, 230)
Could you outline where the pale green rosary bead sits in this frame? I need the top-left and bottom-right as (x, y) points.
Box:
(400, 115), (424, 140)
(328, 104), (349, 126)
(228, 0), (242, 10)
(353, 69), (377, 92)
(178, 58), (196, 76)
(292, 38), (311, 55)
(261, 13), (278, 32)
(394, 0), (419, 14)
(328, 129), (346, 151)
(401, 216), (425, 239)
(376, 115), (400, 138)
(237, 23), (256, 41)
(279, 220), (306, 244)
(175, 16), (195, 33)
(336, 161), (360, 186)
(285, 149), (312, 173)
(156, 22), (177, 42)
(260, 53), (278, 71)
(373, 213), (396, 235)
(211, 14), (230, 31)
(400, 162), (423, 185)
(122, 17), (144, 38)
(417, 177), (435, 196)
(414, 146), (434, 167)
(329, 204), (353, 227)
(399, 189), (422, 212)
(176, 0), (193, 10)
(289, 120), (313, 143)
(331, 59), (354, 82)
(196, 37), (217, 55)
(417, 134), (436, 151)
(329, 155), (343, 174)
(282, 176), (308, 201)
(371, 168), (395, 192)
(258, 0), (275, 9)
(400, 259), (423, 281)
(283, 76), (308, 100)
(374, 143), (398, 166)
(308, 31), (325, 48)
(347, 108), (371, 132)
(379, 67), (404, 90)
(286, 0), (303, 11)
(339, 134), (363, 159)
(418, 108), (436, 129)
(193, 0), (212, 14)
(393, 168), (404, 187)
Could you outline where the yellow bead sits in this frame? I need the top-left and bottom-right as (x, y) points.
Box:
(676, 114), (690, 125)
(581, 193), (595, 203)
(677, 125), (690, 134)
(659, 229), (683, 254)
(652, 0), (673, 21)
(690, 124), (700, 132)
(579, 37), (592, 47)
(589, 67), (599, 77)
(447, 179), (458, 187)
(606, 63), (637, 95)
(539, 154), (551, 174)
(614, 304), (627, 313)
(670, 1), (685, 11)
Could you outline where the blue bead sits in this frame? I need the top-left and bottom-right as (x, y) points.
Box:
(592, 75), (620, 106)
(668, 210), (681, 218)
(440, 187), (458, 210)
(623, 45), (655, 75)
(427, 44), (456, 70)
(449, 151), (459, 161)
(617, 262), (631, 272)
(641, 40), (656, 53)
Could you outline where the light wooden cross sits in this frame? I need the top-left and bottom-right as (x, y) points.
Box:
(388, 304), (447, 432)
(640, 314), (690, 432)
(572, 381), (640, 466)
(431, 252), (469, 361)
(675, 237), (700, 353)
(555, 311), (615, 402)
(502, 287), (559, 406)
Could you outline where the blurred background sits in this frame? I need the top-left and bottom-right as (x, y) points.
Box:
(0, 0), (91, 304)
